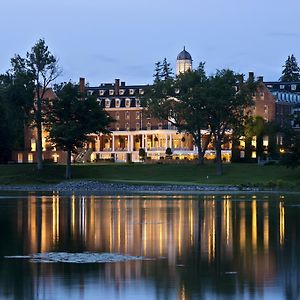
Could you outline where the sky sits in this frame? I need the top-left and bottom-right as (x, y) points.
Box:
(1, 0), (300, 86)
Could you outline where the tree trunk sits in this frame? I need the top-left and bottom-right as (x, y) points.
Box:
(194, 129), (204, 165)
(215, 138), (223, 175)
(36, 97), (43, 170)
(66, 149), (72, 179)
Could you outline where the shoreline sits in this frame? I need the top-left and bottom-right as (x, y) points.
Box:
(0, 180), (298, 195)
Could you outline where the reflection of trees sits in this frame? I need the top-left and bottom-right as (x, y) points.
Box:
(0, 194), (300, 299)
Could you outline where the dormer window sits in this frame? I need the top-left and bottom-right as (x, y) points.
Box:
(280, 85), (285, 90)
(87, 90), (93, 96)
(291, 84), (297, 91)
(105, 99), (111, 108)
(99, 90), (105, 96)
(119, 89), (125, 95)
(136, 99), (141, 107)
(125, 98), (131, 108)
(115, 98), (121, 108)
(139, 89), (144, 95)
(129, 89), (135, 95)
(109, 89), (114, 96)
(175, 88), (180, 94)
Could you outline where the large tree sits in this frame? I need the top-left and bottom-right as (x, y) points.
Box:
(11, 39), (61, 170)
(280, 54), (300, 82)
(206, 70), (255, 175)
(46, 82), (113, 179)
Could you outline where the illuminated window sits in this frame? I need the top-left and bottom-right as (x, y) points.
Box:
(158, 122), (163, 129)
(31, 138), (36, 152)
(251, 136), (257, 148)
(139, 89), (144, 95)
(240, 150), (245, 158)
(125, 111), (130, 120)
(252, 151), (256, 158)
(109, 89), (114, 96)
(147, 122), (151, 130)
(136, 122), (140, 130)
(129, 89), (135, 95)
(115, 123), (120, 131)
(52, 153), (59, 163)
(115, 112), (120, 120)
(119, 89), (125, 95)
(291, 84), (297, 91)
(99, 90), (105, 96)
(136, 99), (141, 107)
(115, 98), (121, 108)
(264, 105), (268, 114)
(28, 153), (33, 163)
(263, 136), (269, 147)
(17, 153), (23, 163)
(125, 122), (130, 131)
(136, 111), (140, 119)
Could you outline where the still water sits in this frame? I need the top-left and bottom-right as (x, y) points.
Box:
(0, 193), (299, 300)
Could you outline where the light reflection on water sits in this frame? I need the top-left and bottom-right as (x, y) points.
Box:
(0, 193), (299, 299)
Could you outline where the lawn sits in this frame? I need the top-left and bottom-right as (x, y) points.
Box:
(0, 162), (299, 189)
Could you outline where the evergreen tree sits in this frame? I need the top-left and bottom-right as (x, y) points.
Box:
(161, 58), (173, 80)
(153, 61), (162, 83)
(280, 54), (300, 82)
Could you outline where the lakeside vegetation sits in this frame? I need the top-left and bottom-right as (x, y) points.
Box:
(0, 163), (299, 189)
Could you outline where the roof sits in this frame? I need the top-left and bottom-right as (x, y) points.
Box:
(177, 47), (192, 61)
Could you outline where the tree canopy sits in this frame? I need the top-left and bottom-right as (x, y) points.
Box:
(46, 82), (113, 179)
(280, 54), (300, 82)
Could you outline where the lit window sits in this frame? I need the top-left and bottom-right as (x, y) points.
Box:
(251, 136), (256, 148)
(17, 153), (23, 163)
(115, 112), (120, 120)
(147, 122), (151, 130)
(115, 98), (121, 108)
(240, 151), (245, 158)
(252, 151), (256, 158)
(119, 89), (125, 95)
(158, 122), (163, 129)
(291, 84), (297, 91)
(105, 99), (111, 108)
(263, 136), (269, 147)
(116, 123), (120, 131)
(125, 122), (130, 131)
(31, 138), (36, 152)
(264, 105), (268, 114)
(136, 122), (140, 130)
(125, 111), (130, 120)
(136, 111), (140, 119)
(52, 153), (59, 163)
(109, 89), (114, 96)
(139, 89), (144, 95)
(28, 153), (33, 163)
(99, 90), (105, 96)
(136, 99), (141, 107)
(125, 98), (131, 107)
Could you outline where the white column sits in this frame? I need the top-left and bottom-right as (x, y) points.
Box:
(127, 134), (130, 151)
(112, 135), (115, 152)
(131, 135), (134, 151)
(169, 134), (172, 148)
(142, 134), (145, 148)
(165, 134), (168, 149)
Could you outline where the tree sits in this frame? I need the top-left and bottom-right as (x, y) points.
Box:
(153, 61), (162, 83)
(46, 82), (113, 179)
(161, 58), (173, 80)
(11, 39), (61, 170)
(280, 54), (300, 82)
(206, 70), (256, 175)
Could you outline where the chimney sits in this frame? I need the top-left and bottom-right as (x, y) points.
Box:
(258, 76), (264, 82)
(79, 77), (85, 94)
(248, 72), (254, 81)
(115, 79), (120, 95)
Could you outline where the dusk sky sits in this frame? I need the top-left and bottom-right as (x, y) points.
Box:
(1, 0), (300, 86)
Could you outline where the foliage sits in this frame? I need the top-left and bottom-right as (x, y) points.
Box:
(139, 148), (146, 161)
(46, 82), (113, 178)
(165, 147), (173, 156)
(279, 54), (300, 82)
(153, 58), (173, 83)
(11, 39), (61, 170)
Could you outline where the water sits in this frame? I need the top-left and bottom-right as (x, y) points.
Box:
(0, 193), (299, 299)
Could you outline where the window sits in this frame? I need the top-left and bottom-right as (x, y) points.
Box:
(280, 85), (285, 90)
(125, 111), (130, 120)
(125, 122), (130, 131)
(31, 138), (36, 152)
(146, 122), (151, 130)
(17, 153), (23, 163)
(109, 89), (114, 96)
(264, 105), (268, 114)
(115, 112), (120, 120)
(28, 153), (33, 163)
(119, 89), (125, 95)
(136, 99), (141, 107)
(260, 92), (264, 100)
(87, 90), (93, 96)
(263, 136), (269, 147)
(99, 90), (105, 96)
(115, 98), (121, 108)
(175, 88), (180, 94)
(105, 99), (111, 108)
(136, 111), (140, 119)
(129, 89), (135, 95)
(136, 122), (140, 130)
(139, 89), (144, 95)
(291, 84), (297, 91)
(158, 122), (163, 129)
(115, 123), (120, 131)
(125, 98), (131, 108)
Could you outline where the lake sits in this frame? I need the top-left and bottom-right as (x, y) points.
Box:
(0, 192), (299, 299)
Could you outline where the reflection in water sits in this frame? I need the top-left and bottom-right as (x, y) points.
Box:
(0, 193), (300, 299)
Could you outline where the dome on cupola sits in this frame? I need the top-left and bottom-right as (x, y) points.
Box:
(177, 47), (192, 61)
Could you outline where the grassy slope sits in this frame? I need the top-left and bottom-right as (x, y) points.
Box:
(0, 163), (299, 188)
